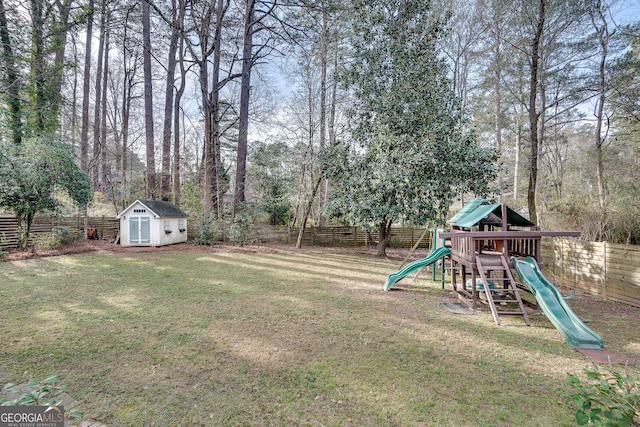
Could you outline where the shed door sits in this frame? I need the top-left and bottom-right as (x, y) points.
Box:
(129, 217), (151, 244)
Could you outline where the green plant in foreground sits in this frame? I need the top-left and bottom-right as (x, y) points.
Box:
(567, 364), (640, 426)
(1, 373), (83, 420)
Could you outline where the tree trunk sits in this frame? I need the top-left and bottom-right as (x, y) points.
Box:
(296, 174), (323, 249)
(513, 106), (522, 200)
(70, 38), (79, 150)
(29, 0), (47, 132)
(80, 0), (94, 172)
(296, 11), (340, 246)
(49, 0), (72, 127)
(100, 19), (110, 187)
(161, 0), (182, 200)
(234, 0), (256, 207)
(93, 4), (105, 188)
(590, 0), (609, 239)
(493, 26), (503, 202)
(211, 0), (227, 218)
(120, 41), (134, 208)
(173, 34), (187, 207)
(200, 52), (214, 212)
(376, 220), (390, 258)
(527, 0), (546, 226)
(142, 0), (156, 199)
(193, 0), (230, 217)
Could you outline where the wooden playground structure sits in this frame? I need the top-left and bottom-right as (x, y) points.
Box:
(383, 199), (607, 349)
(439, 200), (580, 325)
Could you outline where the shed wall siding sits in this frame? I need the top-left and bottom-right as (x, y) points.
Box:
(118, 201), (187, 247)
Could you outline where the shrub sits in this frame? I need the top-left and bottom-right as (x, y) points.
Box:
(52, 226), (79, 245)
(31, 233), (62, 250)
(31, 226), (78, 250)
(1, 373), (83, 420)
(194, 212), (223, 245)
(228, 211), (256, 247)
(567, 364), (640, 426)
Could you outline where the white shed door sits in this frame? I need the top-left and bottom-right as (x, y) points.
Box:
(129, 217), (151, 244)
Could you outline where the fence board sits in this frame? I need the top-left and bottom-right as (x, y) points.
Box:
(606, 242), (640, 307)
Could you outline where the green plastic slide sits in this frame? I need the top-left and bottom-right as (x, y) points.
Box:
(383, 247), (451, 291)
(511, 256), (604, 350)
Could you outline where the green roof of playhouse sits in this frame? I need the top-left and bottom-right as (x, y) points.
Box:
(449, 199), (535, 228)
(448, 199), (489, 224)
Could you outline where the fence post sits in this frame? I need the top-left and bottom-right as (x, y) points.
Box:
(601, 241), (607, 300)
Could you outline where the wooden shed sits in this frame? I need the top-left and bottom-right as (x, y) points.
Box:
(116, 199), (188, 247)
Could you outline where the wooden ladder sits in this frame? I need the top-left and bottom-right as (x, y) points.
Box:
(476, 255), (530, 326)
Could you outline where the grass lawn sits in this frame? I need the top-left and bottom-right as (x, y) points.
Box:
(1, 244), (638, 426)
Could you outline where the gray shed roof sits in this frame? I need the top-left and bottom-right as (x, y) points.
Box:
(116, 199), (188, 219)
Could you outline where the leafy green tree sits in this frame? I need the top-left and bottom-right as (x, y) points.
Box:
(0, 137), (92, 248)
(248, 141), (294, 226)
(326, 0), (497, 257)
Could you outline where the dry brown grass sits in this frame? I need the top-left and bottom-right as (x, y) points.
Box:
(0, 242), (638, 426)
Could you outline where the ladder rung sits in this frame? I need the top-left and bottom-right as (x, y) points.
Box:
(491, 291), (515, 295)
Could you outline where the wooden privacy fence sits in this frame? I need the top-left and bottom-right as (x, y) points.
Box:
(1, 218), (432, 250)
(0, 215), (119, 249)
(250, 225), (434, 249)
(541, 238), (640, 308)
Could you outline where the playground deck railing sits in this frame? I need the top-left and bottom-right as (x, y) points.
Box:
(439, 230), (581, 266)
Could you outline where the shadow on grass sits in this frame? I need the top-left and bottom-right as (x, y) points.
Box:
(0, 250), (637, 426)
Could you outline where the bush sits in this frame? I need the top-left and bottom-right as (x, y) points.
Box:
(52, 226), (79, 245)
(31, 226), (78, 250)
(31, 233), (62, 250)
(228, 211), (256, 247)
(567, 364), (640, 426)
(194, 212), (223, 246)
